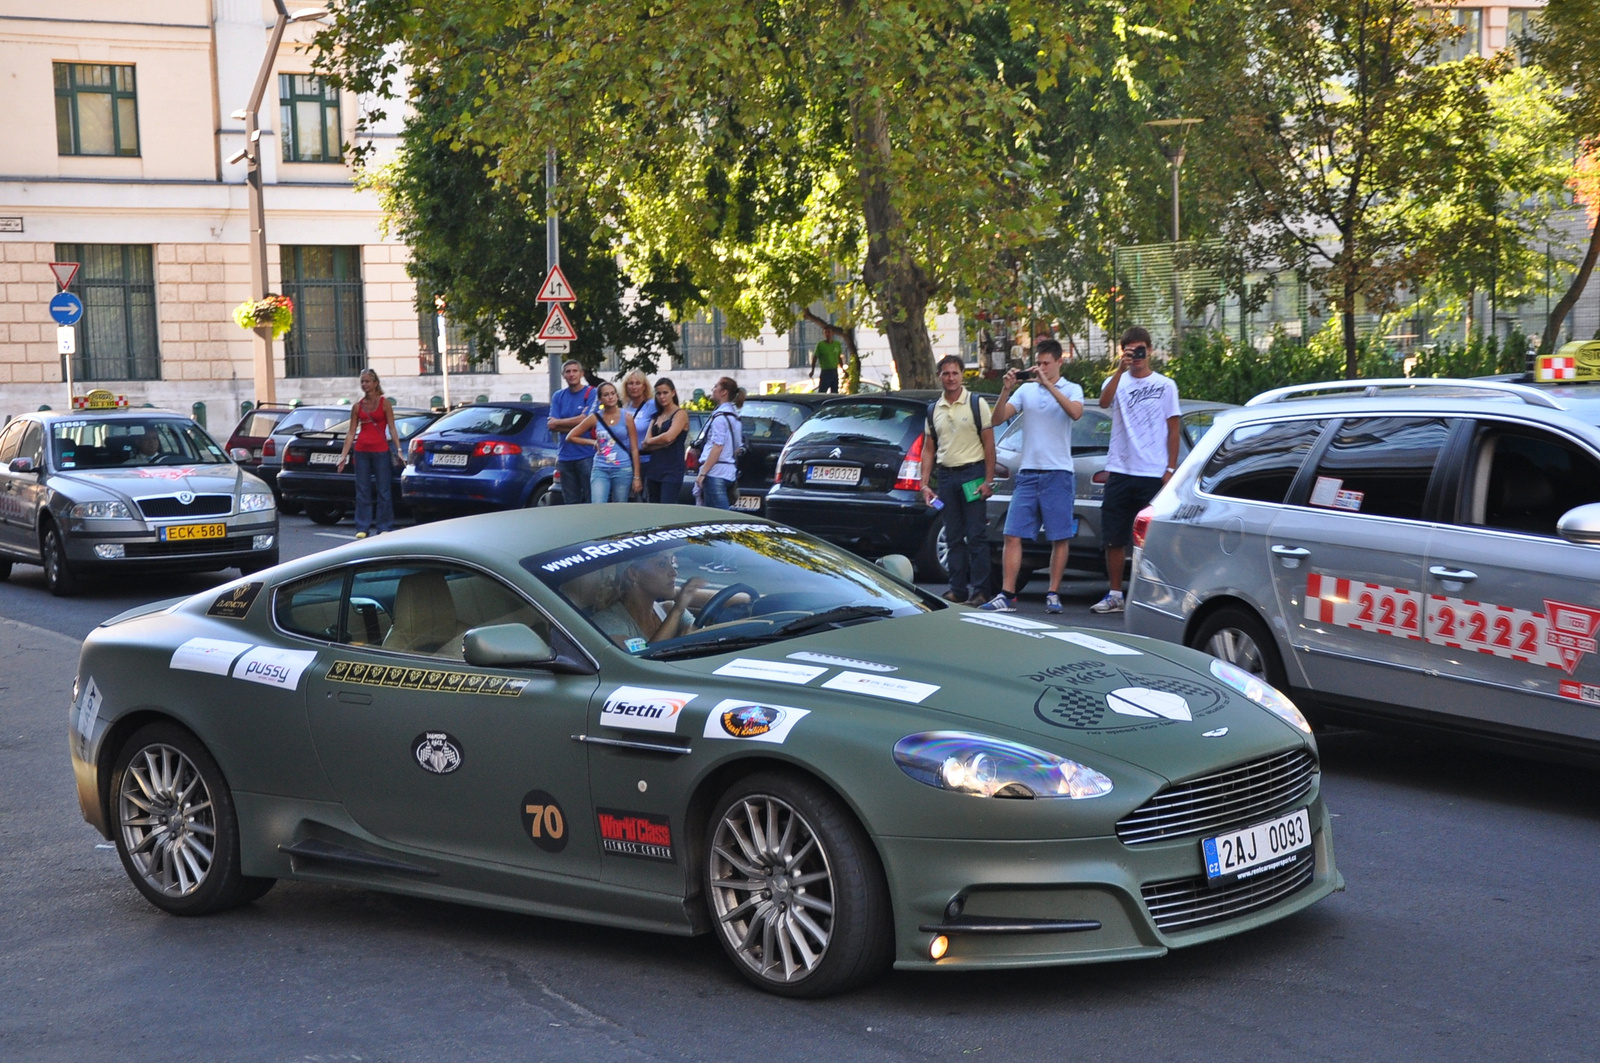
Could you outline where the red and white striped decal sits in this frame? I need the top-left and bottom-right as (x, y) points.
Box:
(1303, 572), (1423, 639)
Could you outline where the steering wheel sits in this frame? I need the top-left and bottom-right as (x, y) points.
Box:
(696, 582), (759, 628)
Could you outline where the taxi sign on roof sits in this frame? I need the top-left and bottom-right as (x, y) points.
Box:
(1535, 341), (1600, 383)
(73, 389), (128, 411)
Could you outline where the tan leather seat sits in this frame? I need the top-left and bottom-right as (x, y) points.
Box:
(384, 571), (468, 657)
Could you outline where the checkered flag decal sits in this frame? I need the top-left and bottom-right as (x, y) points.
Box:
(1037, 687), (1107, 728)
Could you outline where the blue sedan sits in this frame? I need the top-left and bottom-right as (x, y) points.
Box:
(400, 402), (558, 516)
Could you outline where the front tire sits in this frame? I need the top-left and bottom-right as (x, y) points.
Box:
(704, 772), (892, 997)
(1189, 605), (1289, 692)
(41, 522), (78, 596)
(238, 549), (279, 576)
(110, 722), (273, 915)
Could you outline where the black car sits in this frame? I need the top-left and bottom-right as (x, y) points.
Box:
(684, 394), (829, 513)
(276, 409), (438, 524)
(763, 391), (952, 574)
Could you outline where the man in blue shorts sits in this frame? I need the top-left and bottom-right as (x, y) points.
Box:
(982, 338), (1084, 613)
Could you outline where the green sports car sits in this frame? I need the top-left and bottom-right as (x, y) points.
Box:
(70, 506), (1341, 996)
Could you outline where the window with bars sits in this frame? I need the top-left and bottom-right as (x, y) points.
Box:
(1439, 9), (1483, 62)
(279, 74), (342, 163)
(678, 308), (742, 370)
(417, 309), (493, 374)
(281, 246), (365, 378)
(55, 244), (159, 381)
(54, 64), (139, 156)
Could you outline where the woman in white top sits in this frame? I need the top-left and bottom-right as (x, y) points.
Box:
(620, 368), (657, 496)
(566, 381), (642, 503)
(695, 376), (744, 510)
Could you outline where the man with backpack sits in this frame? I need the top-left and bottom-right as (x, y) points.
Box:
(920, 354), (996, 604)
(547, 359), (598, 504)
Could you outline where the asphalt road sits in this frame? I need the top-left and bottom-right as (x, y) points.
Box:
(2, 514), (1598, 1061)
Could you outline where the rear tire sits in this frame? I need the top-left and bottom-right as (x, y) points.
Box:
(0, 558), (12, 581)
(110, 722), (274, 915)
(915, 521), (945, 581)
(305, 503), (344, 526)
(1189, 605), (1289, 692)
(41, 522), (78, 597)
(526, 483), (553, 509)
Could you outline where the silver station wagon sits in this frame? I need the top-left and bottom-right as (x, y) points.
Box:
(1127, 378), (1600, 762)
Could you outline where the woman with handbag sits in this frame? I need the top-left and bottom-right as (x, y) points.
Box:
(566, 381), (642, 503)
(694, 376), (744, 510)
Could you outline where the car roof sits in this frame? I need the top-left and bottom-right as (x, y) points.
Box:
(744, 393), (832, 407)
(30, 409), (194, 424)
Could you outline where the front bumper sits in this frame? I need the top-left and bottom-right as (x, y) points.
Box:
(64, 516), (277, 570)
(878, 794), (1340, 970)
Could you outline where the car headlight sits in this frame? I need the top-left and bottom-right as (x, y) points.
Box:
(893, 731), (1113, 799)
(70, 501), (132, 520)
(1209, 658), (1312, 734)
(238, 492), (276, 513)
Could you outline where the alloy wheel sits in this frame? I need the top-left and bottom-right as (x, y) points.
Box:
(118, 743), (218, 897)
(1206, 626), (1267, 679)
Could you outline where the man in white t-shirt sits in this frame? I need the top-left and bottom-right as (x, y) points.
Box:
(1092, 326), (1181, 613)
(981, 338), (1084, 613)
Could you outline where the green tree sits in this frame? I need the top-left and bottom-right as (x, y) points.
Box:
(365, 79), (690, 376)
(318, 1), (1182, 388)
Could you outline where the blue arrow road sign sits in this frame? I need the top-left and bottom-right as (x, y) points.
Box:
(50, 291), (84, 326)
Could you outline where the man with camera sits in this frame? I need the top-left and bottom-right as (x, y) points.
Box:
(1092, 326), (1181, 613)
(982, 338), (1083, 614)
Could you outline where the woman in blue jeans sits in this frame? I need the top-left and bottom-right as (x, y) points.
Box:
(695, 376), (744, 510)
(566, 380), (642, 503)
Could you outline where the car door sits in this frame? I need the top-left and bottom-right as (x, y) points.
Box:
(290, 560), (602, 879)
(1418, 418), (1600, 743)
(9, 421), (48, 552)
(0, 419), (28, 551)
(1267, 416), (1459, 706)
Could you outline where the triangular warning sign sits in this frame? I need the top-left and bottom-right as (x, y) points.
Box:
(537, 304), (578, 342)
(49, 262), (80, 290)
(536, 265), (576, 302)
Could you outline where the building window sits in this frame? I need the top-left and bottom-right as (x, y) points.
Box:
(788, 305), (834, 369)
(1440, 9), (1482, 62)
(678, 308), (742, 370)
(417, 308), (493, 374)
(279, 74), (342, 163)
(55, 244), (159, 381)
(281, 246), (365, 378)
(957, 319), (981, 365)
(1505, 9), (1540, 66)
(54, 64), (139, 157)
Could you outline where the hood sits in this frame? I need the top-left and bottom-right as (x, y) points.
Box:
(667, 608), (1309, 783)
(51, 464), (245, 499)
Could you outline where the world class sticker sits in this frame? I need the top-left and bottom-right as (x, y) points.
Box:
(326, 659), (530, 696)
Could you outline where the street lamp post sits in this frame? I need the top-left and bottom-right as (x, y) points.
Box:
(1146, 118), (1202, 355)
(231, 2), (328, 407)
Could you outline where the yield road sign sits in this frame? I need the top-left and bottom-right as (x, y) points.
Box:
(537, 304), (577, 342)
(48, 261), (80, 290)
(49, 291), (84, 326)
(536, 265), (576, 302)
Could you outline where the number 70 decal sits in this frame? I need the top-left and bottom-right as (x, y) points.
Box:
(1303, 572), (1600, 676)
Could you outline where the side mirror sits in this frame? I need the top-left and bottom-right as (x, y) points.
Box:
(875, 554), (915, 582)
(1557, 503), (1600, 545)
(230, 447), (252, 462)
(8, 457), (36, 474)
(463, 623), (555, 667)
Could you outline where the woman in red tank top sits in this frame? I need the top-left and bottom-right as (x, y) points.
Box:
(335, 369), (402, 537)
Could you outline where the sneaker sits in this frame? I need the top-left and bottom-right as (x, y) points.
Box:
(354, 531), (368, 539)
(1045, 592), (1062, 614)
(942, 589), (967, 603)
(980, 592), (1018, 612)
(1089, 591), (1125, 614)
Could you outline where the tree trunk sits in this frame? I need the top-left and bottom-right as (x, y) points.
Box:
(1343, 276), (1359, 380)
(849, 88), (937, 390)
(1541, 217), (1600, 354)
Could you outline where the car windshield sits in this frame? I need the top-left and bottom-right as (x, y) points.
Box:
(524, 521), (934, 658)
(739, 401), (810, 445)
(51, 418), (227, 470)
(280, 409), (351, 435)
(787, 402), (920, 447)
(430, 406), (533, 436)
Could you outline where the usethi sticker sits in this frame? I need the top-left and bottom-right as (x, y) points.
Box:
(821, 671), (939, 704)
(170, 637), (253, 676)
(712, 658), (826, 684)
(1043, 631), (1142, 656)
(231, 647), (319, 691)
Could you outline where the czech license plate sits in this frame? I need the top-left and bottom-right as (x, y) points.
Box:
(431, 452), (468, 467)
(732, 495), (762, 511)
(160, 522), (226, 542)
(309, 452), (340, 465)
(806, 464), (860, 485)
(1202, 808), (1312, 885)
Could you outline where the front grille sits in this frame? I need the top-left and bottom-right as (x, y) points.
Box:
(1115, 749), (1317, 845)
(137, 495), (233, 519)
(124, 537), (251, 558)
(1141, 852), (1316, 933)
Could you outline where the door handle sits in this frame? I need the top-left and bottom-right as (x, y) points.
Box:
(1270, 544), (1310, 568)
(1429, 565), (1478, 583)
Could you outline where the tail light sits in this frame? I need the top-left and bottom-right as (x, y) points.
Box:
(774, 445), (790, 484)
(894, 435), (925, 491)
(283, 448), (307, 465)
(263, 438), (276, 458)
(685, 448), (699, 472)
(1132, 505), (1155, 549)
(473, 441), (522, 457)
(411, 437), (425, 459)
(1091, 470), (1109, 485)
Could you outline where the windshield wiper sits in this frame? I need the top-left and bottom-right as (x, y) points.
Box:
(638, 634), (783, 661)
(770, 605), (895, 637)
